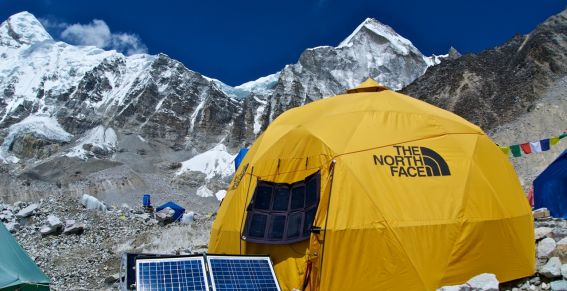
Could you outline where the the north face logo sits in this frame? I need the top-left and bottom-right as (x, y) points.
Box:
(373, 145), (451, 177)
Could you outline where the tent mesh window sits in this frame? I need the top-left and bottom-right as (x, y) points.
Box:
(243, 172), (320, 244)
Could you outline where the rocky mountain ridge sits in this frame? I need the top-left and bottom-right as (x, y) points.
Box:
(402, 8), (567, 188)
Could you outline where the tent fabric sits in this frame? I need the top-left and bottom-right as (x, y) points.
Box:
(234, 148), (249, 171)
(155, 201), (185, 221)
(534, 149), (567, 218)
(0, 223), (50, 290)
(209, 79), (534, 291)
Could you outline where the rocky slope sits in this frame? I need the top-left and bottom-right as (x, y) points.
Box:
(402, 8), (567, 188)
(403, 9), (567, 131)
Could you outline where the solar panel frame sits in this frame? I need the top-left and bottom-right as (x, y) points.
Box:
(135, 256), (209, 291)
(207, 255), (282, 291)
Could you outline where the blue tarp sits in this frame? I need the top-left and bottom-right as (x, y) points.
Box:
(155, 201), (186, 222)
(534, 149), (567, 218)
(234, 148), (249, 171)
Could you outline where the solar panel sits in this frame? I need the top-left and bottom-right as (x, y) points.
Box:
(207, 255), (281, 291)
(135, 256), (209, 291)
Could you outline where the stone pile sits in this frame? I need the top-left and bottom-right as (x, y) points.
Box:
(1, 193), (213, 290)
(500, 208), (567, 291)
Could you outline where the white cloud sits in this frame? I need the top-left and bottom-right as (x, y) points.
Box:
(42, 18), (148, 55)
(39, 18), (69, 30)
(109, 32), (148, 55)
(61, 19), (111, 48)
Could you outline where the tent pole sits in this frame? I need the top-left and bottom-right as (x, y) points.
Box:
(239, 166), (254, 255)
(318, 159), (336, 289)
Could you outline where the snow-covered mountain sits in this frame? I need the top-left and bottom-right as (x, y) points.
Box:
(0, 11), (447, 204)
(237, 18), (451, 122)
(0, 12), (241, 156)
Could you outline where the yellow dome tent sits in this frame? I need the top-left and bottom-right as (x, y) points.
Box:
(209, 78), (534, 290)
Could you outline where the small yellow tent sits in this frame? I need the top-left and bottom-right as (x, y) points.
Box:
(209, 79), (534, 291)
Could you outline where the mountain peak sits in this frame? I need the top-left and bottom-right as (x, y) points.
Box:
(338, 17), (416, 55)
(0, 11), (52, 48)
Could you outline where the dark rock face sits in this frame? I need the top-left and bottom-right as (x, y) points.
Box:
(402, 9), (567, 130)
(10, 133), (63, 159)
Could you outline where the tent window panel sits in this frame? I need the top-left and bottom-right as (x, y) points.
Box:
(290, 186), (305, 210)
(286, 212), (303, 239)
(272, 186), (290, 211)
(243, 171), (320, 244)
(254, 185), (272, 210)
(305, 176), (318, 207)
(303, 207), (316, 237)
(249, 214), (268, 238)
(269, 215), (286, 240)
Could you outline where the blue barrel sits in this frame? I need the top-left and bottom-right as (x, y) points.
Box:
(143, 194), (151, 207)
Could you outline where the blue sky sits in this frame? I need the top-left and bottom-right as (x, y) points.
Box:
(1, 0), (565, 86)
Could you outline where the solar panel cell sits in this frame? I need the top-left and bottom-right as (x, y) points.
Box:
(136, 257), (209, 291)
(207, 256), (281, 291)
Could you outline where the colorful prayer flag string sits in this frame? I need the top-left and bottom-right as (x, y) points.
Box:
(499, 131), (566, 158)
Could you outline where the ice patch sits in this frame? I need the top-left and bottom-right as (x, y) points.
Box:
(196, 185), (213, 198)
(253, 98), (267, 135)
(176, 144), (236, 179)
(0, 114), (72, 162)
(80, 194), (107, 211)
(66, 125), (117, 159)
(234, 72), (280, 97)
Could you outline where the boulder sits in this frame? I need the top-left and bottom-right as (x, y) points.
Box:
(63, 223), (85, 235)
(562, 264), (567, 279)
(539, 238), (558, 258)
(104, 273), (119, 284)
(437, 273), (499, 291)
(531, 276), (541, 285)
(537, 227), (554, 240)
(541, 257), (562, 278)
(16, 203), (38, 218)
(65, 219), (76, 227)
(47, 215), (62, 228)
(155, 207), (175, 225)
(555, 238), (567, 262)
(534, 208), (551, 219)
(551, 280), (567, 291)
(40, 225), (61, 236)
(80, 194), (107, 211)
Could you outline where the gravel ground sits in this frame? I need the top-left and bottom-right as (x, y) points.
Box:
(1, 193), (213, 290)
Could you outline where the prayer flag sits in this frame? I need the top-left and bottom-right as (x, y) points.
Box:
(530, 141), (542, 153)
(520, 143), (532, 154)
(510, 145), (522, 157)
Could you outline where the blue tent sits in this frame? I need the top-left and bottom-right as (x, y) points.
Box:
(234, 148), (249, 171)
(155, 202), (185, 222)
(534, 149), (567, 218)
